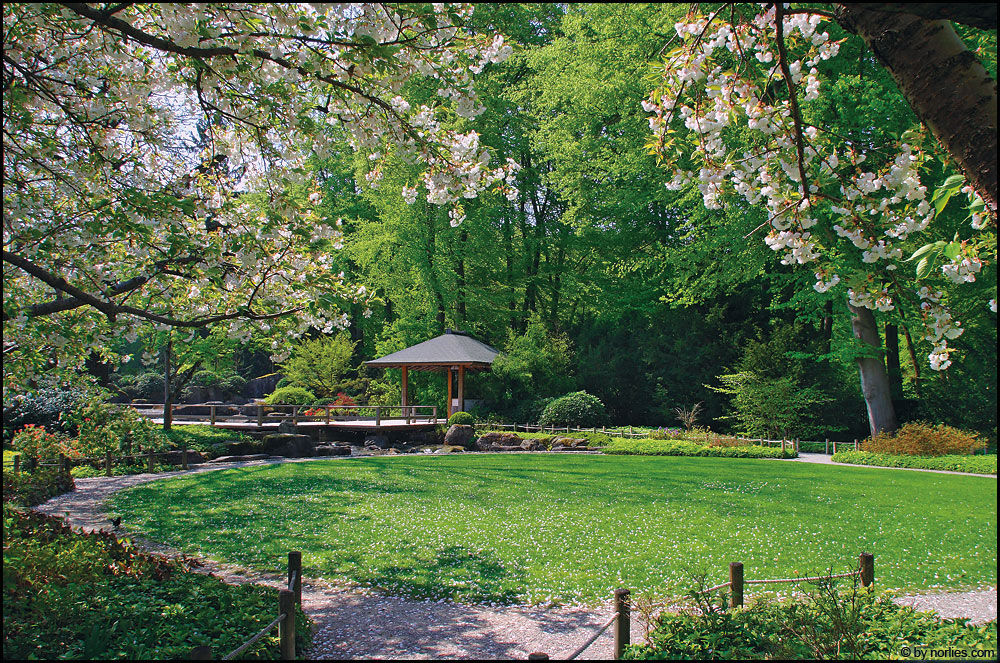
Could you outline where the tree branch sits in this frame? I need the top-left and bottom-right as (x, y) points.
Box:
(774, 3), (811, 201)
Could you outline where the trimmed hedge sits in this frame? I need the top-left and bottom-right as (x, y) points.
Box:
(832, 451), (997, 475)
(3, 504), (310, 660)
(538, 391), (606, 427)
(625, 588), (997, 660)
(604, 438), (797, 459)
(479, 430), (613, 448)
(447, 411), (475, 426)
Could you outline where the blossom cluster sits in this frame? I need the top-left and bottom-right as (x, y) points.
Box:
(643, 7), (994, 370)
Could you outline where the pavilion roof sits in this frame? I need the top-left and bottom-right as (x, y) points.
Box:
(364, 330), (499, 371)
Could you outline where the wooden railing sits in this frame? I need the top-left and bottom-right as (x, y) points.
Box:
(126, 403), (439, 427)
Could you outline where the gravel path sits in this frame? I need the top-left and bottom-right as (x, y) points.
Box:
(33, 458), (997, 659)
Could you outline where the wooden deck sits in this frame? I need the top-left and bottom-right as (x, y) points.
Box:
(145, 417), (440, 432)
(130, 403), (441, 434)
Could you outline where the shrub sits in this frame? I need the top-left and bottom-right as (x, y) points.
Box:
(626, 586), (997, 660)
(833, 450), (997, 475)
(539, 391), (606, 427)
(64, 399), (168, 457)
(863, 421), (984, 456)
(132, 371), (166, 400)
(3, 468), (75, 506)
(448, 411), (475, 426)
(264, 386), (316, 406)
(12, 425), (76, 461)
(2, 387), (92, 443)
(709, 372), (832, 440)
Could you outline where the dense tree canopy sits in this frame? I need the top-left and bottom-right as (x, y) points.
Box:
(3, 4), (996, 443)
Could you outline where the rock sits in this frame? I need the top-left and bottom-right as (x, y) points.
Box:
(262, 433), (313, 458)
(444, 425), (475, 449)
(434, 445), (465, 454)
(315, 444), (352, 457)
(553, 437), (587, 448)
(365, 435), (389, 449)
(208, 453), (270, 463)
(475, 432), (522, 451)
(160, 449), (205, 465)
(277, 418), (298, 434)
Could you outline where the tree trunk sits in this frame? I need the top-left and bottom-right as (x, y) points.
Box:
(849, 301), (898, 436)
(836, 5), (998, 215)
(885, 322), (904, 401)
(162, 338), (173, 432)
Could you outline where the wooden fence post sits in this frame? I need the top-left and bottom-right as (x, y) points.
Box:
(279, 589), (296, 660)
(13, 455), (20, 474)
(859, 552), (874, 587)
(614, 587), (630, 659)
(825, 438), (830, 454)
(146, 450), (154, 473)
(105, 451), (113, 476)
(257, 405), (264, 428)
(780, 439), (786, 453)
(375, 406), (381, 427)
(833, 441), (837, 454)
(729, 562), (744, 608)
(288, 551), (302, 606)
(326, 406), (331, 425)
(210, 405), (217, 426)
(182, 449), (189, 470)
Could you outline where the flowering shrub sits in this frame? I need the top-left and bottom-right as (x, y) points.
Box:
(862, 422), (983, 456)
(11, 425), (77, 460)
(3, 468), (74, 506)
(63, 400), (168, 457)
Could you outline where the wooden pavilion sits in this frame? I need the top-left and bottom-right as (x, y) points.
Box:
(365, 329), (499, 418)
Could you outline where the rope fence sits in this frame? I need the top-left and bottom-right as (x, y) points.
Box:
(190, 551), (302, 661)
(528, 553), (873, 660)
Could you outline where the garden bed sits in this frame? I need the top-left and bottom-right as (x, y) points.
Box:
(832, 451), (997, 475)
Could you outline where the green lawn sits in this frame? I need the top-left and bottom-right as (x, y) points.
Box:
(110, 455), (997, 606)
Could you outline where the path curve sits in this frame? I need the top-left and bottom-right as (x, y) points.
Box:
(33, 457), (997, 659)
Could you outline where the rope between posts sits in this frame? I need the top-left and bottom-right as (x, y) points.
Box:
(221, 613), (287, 661)
(745, 570), (861, 585)
(566, 614), (618, 660)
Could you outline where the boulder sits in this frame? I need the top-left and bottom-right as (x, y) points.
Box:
(365, 434), (389, 449)
(277, 418), (298, 434)
(553, 437), (588, 448)
(444, 425), (476, 449)
(475, 432), (522, 451)
(160, 449), (206, 465)
(315, 444), (352, 457)
(262, 433), (314, 458)
(435, 445), (465, 454)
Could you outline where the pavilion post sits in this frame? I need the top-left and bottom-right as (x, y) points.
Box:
(401, 366), (409, 422)
(447, 367), (454, 418)
(458, 365), (465, 414)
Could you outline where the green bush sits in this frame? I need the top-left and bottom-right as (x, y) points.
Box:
(2, 468), (74, 507)
(2, 387), (92, 443)
(263, 386), (316, 406)
(2, 504), (310, 660)
(132, 372), (166, 400)
(65, 399), (168, 457)
(604, 438), (796, 459)
(833, 451), (997, 474)
(538, 391), (606, 427)
(625, 587), (997, 660)
(164, 425), (253, 458)
(447, 411), (475, 426)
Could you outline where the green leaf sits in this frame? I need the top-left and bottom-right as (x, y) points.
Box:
(915, 256), (933, 279)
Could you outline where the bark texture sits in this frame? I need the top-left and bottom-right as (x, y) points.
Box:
(837, 5), (998, 216)
(849, 302), (899, 436)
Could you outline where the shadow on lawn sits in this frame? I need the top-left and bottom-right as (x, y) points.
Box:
(323, 544), (528, 605)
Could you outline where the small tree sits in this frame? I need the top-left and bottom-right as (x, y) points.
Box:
(279, 334), (357, 399)
(710, 372), (831, 440)
(674, 403), (702, 431)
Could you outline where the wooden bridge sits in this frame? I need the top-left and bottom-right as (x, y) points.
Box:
(128, 403), (441, 433)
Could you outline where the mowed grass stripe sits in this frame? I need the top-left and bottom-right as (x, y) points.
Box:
(110, 455), (997, 605)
